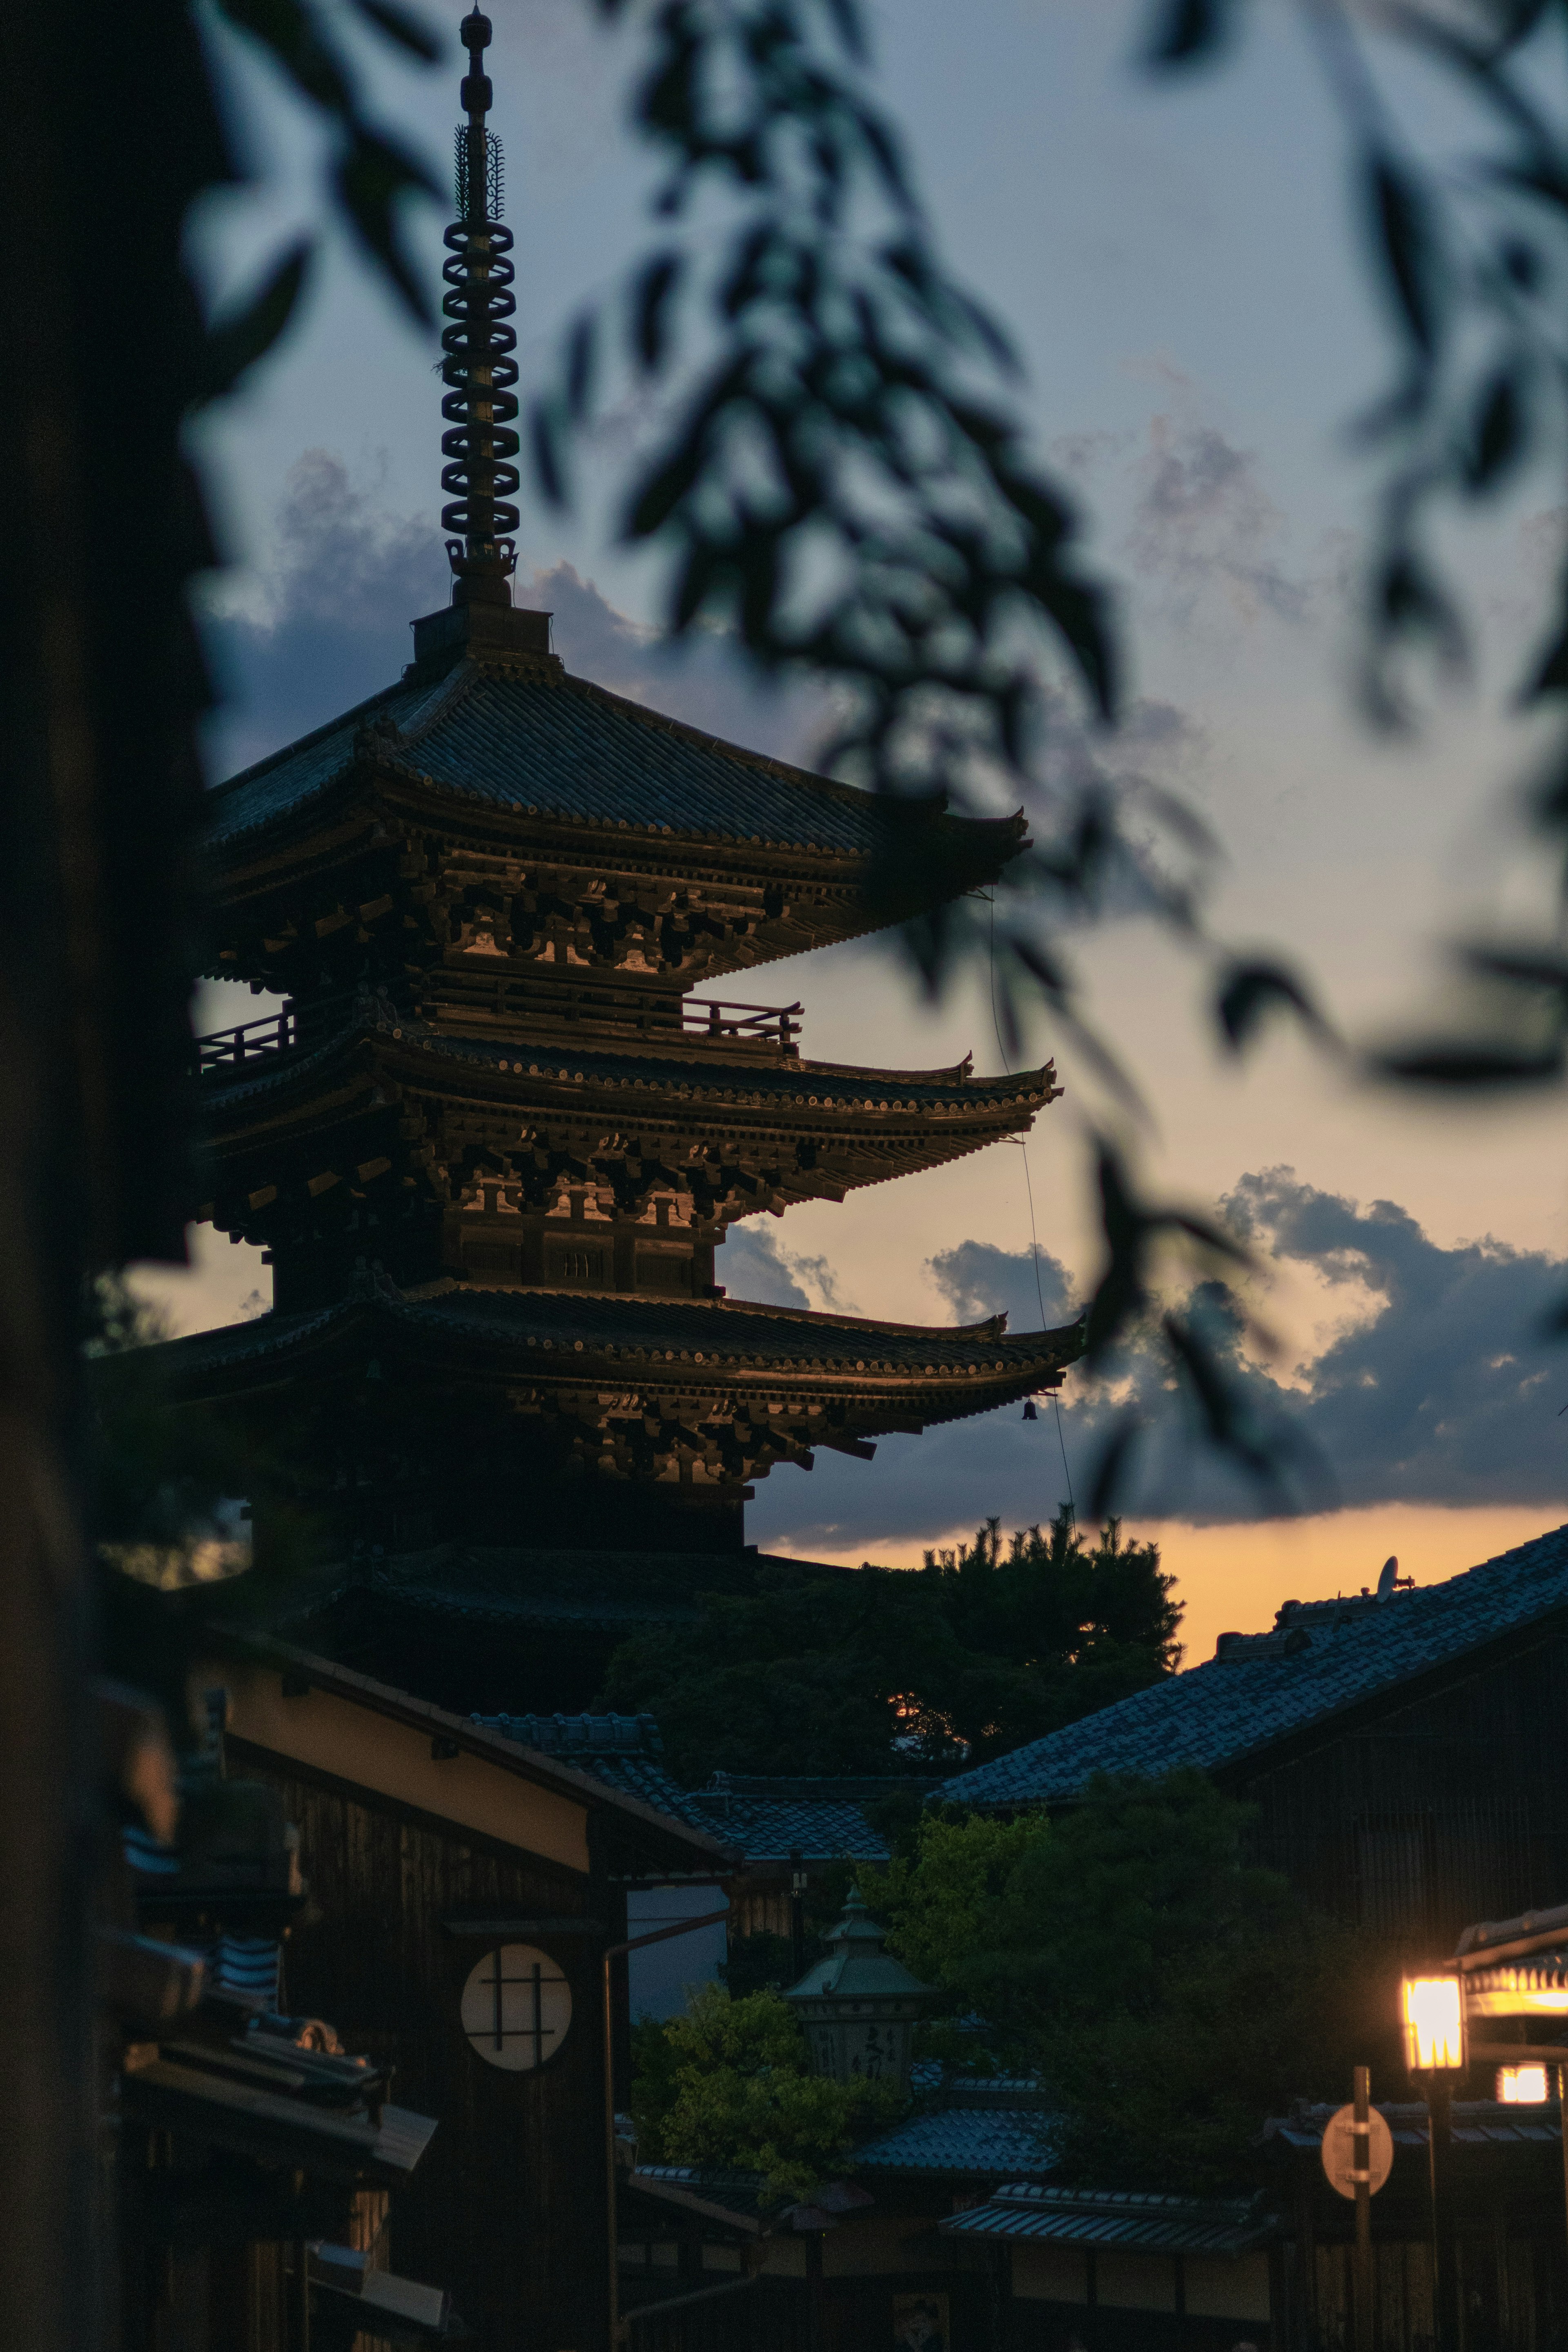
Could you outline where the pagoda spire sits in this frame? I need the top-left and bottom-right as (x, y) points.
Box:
(439, 8), (519, 609)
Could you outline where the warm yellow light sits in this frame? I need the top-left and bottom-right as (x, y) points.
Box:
(1402, 1974), (1466, 2073)
(1497, 2064), (1550, 2105)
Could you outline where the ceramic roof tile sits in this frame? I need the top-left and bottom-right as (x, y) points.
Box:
(943, 1523), (1568, 1807)
(200, 1010), (1049, 1118)
(941, 2184), (1273, 2254)
(852, 2105), (1058, 2179)
(468, 1713), (890, 1858)
(207, 673), (455, 849)
(205, 660), (997, 860)
(156, 1287), (1069, 1382)
(1263, 2100), (1563, 2152)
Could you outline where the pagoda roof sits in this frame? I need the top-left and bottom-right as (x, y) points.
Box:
(206, 644), (1025, 877)
(200, 1004), (1054, 1128)
(148, 1283), (1078, 1421)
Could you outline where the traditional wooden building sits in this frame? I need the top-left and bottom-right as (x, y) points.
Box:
(192, 1631), (738, 2352)
(944, 1525), (1568, 1957)
(154, 13), (1079, 1567)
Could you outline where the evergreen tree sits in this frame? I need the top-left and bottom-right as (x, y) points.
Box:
(599, 1506), (1179, 1782)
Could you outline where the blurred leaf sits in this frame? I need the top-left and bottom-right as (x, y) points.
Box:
(1215, 958), (1327, 1056)
(1466, 369), (1524, 492)
(530, 398), (569, 508)
(1367, 151), (1441, 356)
(1525, 604), (1568, 699)
(566, 314), (597, 423)
(334, 127), (440, 322)
(632, 252), (683, 370)
(1374, 1041), (1564, 1087)
(349, 0), (444, 62)
(1463, 944), (1568, 993)
(1087, 1418), (1143, 1521)
(213, 0), (351, 111)
(1144, 0), (1241, 69)
(199, 238), (312, 402)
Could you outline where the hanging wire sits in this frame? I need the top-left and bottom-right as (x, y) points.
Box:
(987, 895), (1076, 1523)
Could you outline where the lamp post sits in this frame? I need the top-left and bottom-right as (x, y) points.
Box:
(783, 1887), (933, 2097)
(1401, 1972), (1466, 2352)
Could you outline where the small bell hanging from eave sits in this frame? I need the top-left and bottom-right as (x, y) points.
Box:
(1021, 1399), (1038, 1422)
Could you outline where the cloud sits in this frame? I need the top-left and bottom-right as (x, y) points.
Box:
(532, 561), (826, 765)
(1128, 416), (1311, 626)
(1211, 1167), (1568, 1516)
(718, 1223), (856, 1315)
(927, 1239), (1077, 1330)
(201, 454), (827, 780)
(748, 1168), (1568, 1554)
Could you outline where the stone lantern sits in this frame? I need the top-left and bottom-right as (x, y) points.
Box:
(783, 1887), (932, 2095)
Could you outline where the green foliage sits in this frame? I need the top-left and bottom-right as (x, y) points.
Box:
(858, 1809), (1054, 1990)
(858, 1773), (1383, 2192)
(599, 1507), (1180, 1782)
(630, 1984), (901, 2205)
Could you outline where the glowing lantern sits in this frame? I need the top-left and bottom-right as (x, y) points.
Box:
(1401, 1974), (1466, 2074)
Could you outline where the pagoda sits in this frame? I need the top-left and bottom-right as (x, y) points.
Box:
(159, 10), (1081, 1607)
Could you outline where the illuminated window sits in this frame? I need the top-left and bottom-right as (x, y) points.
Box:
(460, 1944), (572, 2073)
(1497, 2064), (1550, 2104)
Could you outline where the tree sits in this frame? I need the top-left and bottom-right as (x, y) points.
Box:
(629, 1983), (901, 2205)
(597, 1506), (1180, 1781)
(859, 1773), (1388, 2192)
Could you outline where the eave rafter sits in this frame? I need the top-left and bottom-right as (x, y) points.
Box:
(137, 1289), (1082, 1498)
(194, 1016), (1059, 1245)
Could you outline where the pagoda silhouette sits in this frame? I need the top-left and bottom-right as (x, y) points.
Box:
(161, 10), (1082, 1706)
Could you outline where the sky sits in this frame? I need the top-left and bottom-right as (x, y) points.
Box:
(142, 0), (1568, 1666)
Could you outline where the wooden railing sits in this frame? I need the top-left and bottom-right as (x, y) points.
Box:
(196, 990), (805, 1070)
(681, 997), (803, 1048)
(195, 1005), (296, 1072)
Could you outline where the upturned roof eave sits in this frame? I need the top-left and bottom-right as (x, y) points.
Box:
(201, 653), (1029, 887)
(129, 1292), (1082, 1410)
(195, 1016), (1058, 1128)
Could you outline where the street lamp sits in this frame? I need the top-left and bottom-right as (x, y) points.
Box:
(1402, 1973), (1466, 2074)
(1402, 1973), (1466, 2352)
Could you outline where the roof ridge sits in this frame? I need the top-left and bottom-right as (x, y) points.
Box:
(207, 676), (415, 801)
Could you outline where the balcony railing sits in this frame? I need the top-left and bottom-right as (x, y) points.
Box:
(195, 990), (804, 1072)
(196, 1005), (296, 1072)
(681, 997), (803, 1049)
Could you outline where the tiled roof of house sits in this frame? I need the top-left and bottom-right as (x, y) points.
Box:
(1263, 2100), (1565, 2154)
(852, 2103), (1058, 2180)
(941, 2183), (1274, 2255)
(469, 1712), (891, 1862)
(207, 656), (1022, 866)
(943, 1524), (1568, 1807)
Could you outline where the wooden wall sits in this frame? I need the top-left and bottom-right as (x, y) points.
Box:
(1232, 1626), (1568, 1958)
(238, 1743), (617, 2352)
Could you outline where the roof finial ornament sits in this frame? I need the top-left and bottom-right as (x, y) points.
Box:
(440, 8), (519, 609)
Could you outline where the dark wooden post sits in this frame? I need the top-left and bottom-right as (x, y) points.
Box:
(805, 2228), (826, 2352)
(790, 1848), (806, 1982)
(1353, 2065), (1373, 2352)
(1427, 2078), (1459, 2352)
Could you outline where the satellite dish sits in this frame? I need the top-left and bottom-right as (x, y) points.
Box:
(1376, 1556), (1399, 1600)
